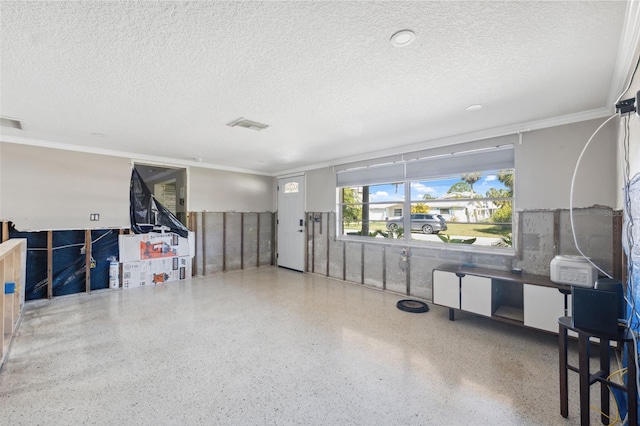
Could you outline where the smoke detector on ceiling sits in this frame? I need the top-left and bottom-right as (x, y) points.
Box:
(0, 116), (23, 130)
(226, 117), (269, 131)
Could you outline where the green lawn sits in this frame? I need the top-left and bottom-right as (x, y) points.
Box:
(343, 222), (511, 238)
(444, 223), (511, 237)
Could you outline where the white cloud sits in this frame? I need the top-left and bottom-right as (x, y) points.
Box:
(411, 183), (436, 194)
(369, 191), (389, 200)
(485, 175), (497, 181)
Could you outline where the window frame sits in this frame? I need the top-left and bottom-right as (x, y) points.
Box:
(336, 144), (515, 251)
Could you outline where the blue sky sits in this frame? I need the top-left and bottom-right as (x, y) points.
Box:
(366, 171), (511, 203)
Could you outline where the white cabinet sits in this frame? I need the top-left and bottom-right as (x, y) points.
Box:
(433, 270), (460, 309)
(524, 284), (571, 333)
(433, 271), (491, 316)
(461, 275), (492, 317)
(432, 266), (571, 334)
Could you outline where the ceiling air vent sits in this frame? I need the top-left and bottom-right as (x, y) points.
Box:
(0, 116), (23, 130)
(226, 117), (269, 131)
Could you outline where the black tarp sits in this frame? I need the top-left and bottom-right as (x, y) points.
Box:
(129, 168), (188, 238)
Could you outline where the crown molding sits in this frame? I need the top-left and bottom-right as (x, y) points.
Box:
(0, 135), (273, 176)
(2, 105), (614, 180)
(275, 106), (613, 177)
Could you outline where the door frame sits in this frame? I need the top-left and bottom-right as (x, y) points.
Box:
(276, 174), (306, 272)
(132, 160), (189, 226)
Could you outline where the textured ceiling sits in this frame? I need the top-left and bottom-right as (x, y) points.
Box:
(0, 1), (634, 175)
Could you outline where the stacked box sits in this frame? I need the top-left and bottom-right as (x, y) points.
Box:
(118, 232), (194, 290)
(122, 261), (147, 288)
(174, 256), (193, 281)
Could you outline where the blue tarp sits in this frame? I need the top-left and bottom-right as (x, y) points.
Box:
(622, 173), (640, 421)
(8, 224), (119, 300)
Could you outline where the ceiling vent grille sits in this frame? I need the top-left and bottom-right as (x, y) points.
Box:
(0, 116), (23, 130)
(226, 117), (269, 131)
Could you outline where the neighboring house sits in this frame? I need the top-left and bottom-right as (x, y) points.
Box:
(368, 194), (500, 223)
(369, 203), (403, 220)
(425, 192), (499, 222)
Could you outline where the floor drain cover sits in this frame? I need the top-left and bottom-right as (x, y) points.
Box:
(396, 299), (429, 313)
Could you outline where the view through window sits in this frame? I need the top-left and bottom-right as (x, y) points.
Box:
(339, 169), (514, 248)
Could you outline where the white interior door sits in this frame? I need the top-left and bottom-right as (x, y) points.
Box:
(277, 175), (305, 271)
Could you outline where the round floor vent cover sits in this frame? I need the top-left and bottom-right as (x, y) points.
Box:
(396, 299), (429, 313)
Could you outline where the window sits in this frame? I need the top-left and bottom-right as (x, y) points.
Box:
(340, 183), (404, 237)
(284, 182), (299, 193)
(409, 169), (513, 246)
(336, 143), (514, 248)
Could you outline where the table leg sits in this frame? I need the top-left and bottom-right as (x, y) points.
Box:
(599, 339), (610, 425)
(627, 341), (637, 426)
(449, 308), (455, 321)
(579, 333), (591, 426)
(560, 323), (569, 418)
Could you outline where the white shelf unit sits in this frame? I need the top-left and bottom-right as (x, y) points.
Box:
(432, 265), (571, 334)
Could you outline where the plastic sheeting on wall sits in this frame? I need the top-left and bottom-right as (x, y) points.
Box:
(130, 168), (188, 238)
(623, 173), (640, 330)
(8, 224), (119, 300)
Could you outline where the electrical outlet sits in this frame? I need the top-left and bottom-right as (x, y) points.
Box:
(90, 213), (100, 221)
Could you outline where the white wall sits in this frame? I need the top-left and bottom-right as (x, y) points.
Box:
(516, 118), (617, 210)
(305, 118), (619, 213)
(0, 143), (131, 230)
(305, 167), (336, 212)
(189, 167), (274, 212)
(0, 143), (276, 231)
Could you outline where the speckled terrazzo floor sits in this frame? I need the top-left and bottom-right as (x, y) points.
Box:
(0, 267), (622, 425)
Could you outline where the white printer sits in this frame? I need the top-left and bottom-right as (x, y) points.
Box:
(550, 255), (598, 287)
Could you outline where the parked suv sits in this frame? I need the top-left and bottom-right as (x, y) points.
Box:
(386, 214), (447, 234)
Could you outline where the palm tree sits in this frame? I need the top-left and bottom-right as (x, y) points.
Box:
(461, 173), (481, 222)
(461, 172), (481, 196)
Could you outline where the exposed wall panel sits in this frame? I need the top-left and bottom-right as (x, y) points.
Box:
(328, 240), (344, 280)
(306, 213), (316, 272)
(385, 246), (407, 294)
(558, 208), (614, 276)
(515, 211), (556, 276)
(243, 213), (258, 269)
(313, 213), (329, 274)
(258, 212), (273, 266)
(225, 213), (242, 271)
(344, 241), (362, 284)
(194, 212), (205, 276)
(408, 248), (438, 300)
(471, 253), (513, 270)
(363, 244), (384, 289)
(203, 212), (224, 274)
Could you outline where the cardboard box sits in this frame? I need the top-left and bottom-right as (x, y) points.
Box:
(122, 261), (148, 288)
(173, 256), (193, 280)
(119, 235), (142, 263)
(139, 234), (176, 260)
(119, 232), (194, 263)
(145, 257), (176, 284)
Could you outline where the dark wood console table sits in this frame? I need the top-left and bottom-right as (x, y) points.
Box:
(558, 316), (637, 425)
(432, 265), (571, 333)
